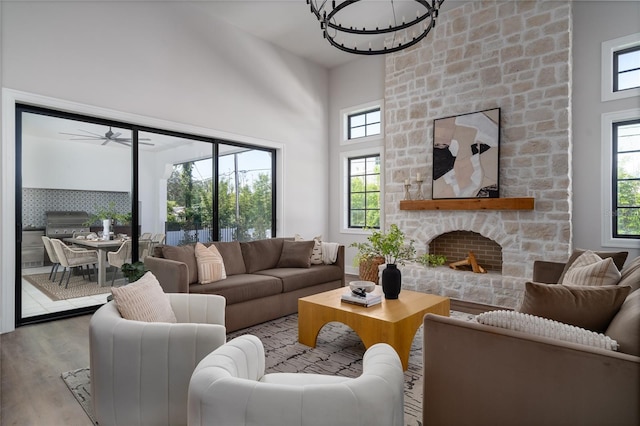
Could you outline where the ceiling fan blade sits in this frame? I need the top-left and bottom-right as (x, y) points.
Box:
(78, 129), (107, 138)
(139, 141), (155, 146)
(101, 140), (110, 146)
(60, 132), (102, 139)
(111, 132), (122, 139)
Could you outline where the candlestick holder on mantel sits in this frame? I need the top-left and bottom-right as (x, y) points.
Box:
(404, 182), (412, 201)
(415, 178), (425, 200)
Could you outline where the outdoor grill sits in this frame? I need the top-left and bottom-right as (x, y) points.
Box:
(45, 211), (90, 239)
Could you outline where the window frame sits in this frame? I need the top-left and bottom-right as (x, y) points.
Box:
(611, 118), (640, 239)
(347, 153), (381, 230)
(341, 147), (384, 235)
(341, 100), (384, 146)
(347, 108), (381, 141)
(613, 45), (640, 93)
(601, 32), (640, 102)
(601, 108), (640, 248)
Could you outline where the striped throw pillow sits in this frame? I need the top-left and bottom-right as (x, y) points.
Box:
(111, 271), (177, 323)
(195, 243), (227, 284)
(560, 250), (621, 286)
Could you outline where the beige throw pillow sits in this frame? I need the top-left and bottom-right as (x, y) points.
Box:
(560, 250), (621, 286)
(111, 271), (177, 323)
(195, 242), (227, 284)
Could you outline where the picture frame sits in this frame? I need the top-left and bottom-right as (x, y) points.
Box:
(432, 108), (500, 199)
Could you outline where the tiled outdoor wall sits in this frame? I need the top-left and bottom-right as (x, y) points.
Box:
(23, 188), (130, 228)
(384, 1), (572, 308)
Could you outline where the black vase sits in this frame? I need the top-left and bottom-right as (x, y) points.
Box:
(382, 263), (402, 299)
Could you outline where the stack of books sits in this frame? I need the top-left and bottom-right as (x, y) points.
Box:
(341, 288), (382, 307)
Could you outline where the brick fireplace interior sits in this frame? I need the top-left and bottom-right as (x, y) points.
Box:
(429, 231), (502, 272)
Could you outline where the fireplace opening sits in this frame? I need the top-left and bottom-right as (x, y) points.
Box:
(428, 231), (502, 272)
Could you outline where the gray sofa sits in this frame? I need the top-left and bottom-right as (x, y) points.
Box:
(144, 238), (345, 332)
(423, 253), (640, 426)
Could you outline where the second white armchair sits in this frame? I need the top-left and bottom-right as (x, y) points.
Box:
(188, 334), (405, 426)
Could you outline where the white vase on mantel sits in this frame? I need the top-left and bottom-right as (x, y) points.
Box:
(102, 219), (111, 240)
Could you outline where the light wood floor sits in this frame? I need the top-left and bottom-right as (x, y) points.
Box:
(1, 314), (93, 426)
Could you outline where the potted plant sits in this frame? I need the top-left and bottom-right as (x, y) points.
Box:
(351, 224), (415, 299)
(350, 240), (385, 283)
(121, 261), (147, 283)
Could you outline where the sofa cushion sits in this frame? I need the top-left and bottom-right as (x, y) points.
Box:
(195, 242), (226, 284)
(606, 289), (640, 356)
(256, 263), (344, 293)
(110, 271), (177, 323)
(162, 245), (198, 284)
(211, 241), (246, 275)
(241, 238), (285, 273)
(277, 240), (315, 268)
(188, 273), (282, 305)
(518, 281), (631, 332)
(558, 249), (628, 283)
(295, 234), (323, 265)
(618, 256), (640, 293)
(559, 250), (621, 287)
(476, 310), (619, 351)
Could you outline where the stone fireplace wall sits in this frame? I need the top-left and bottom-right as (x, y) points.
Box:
(384, 1), (573, 308)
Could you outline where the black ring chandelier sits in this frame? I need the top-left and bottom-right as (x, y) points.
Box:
(306, 0), (445, 55)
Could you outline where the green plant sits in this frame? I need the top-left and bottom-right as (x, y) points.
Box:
(350, 224), (416, 266)
(121, 261), (147, 283)
(85, 203), (132, 226)
(416, 253), (447, 267)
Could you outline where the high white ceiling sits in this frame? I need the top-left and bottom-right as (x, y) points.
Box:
(200, 0), (442, 69)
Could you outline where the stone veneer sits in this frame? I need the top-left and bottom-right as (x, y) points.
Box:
(384, 1), (572, 308)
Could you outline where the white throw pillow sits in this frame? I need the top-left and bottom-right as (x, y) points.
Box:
(111, 271), (177, 323)
(195, 242), (227, 284)
(294, 234), (323, 265)
(476, 310), (618, 351)
(560, 250), (621, 286)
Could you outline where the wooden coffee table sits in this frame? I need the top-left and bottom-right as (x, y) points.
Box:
(298, 287), (450, 370)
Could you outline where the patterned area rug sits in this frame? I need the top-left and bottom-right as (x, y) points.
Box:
(62, 311), (475, 426)
(23, 272), (122, 301)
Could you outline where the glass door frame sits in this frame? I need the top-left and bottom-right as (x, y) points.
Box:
(14, 103), (277, 326)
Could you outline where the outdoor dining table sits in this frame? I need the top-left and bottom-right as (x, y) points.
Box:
(63, 237), (125, 287)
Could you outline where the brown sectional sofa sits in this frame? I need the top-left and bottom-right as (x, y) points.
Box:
(423, 253), (640, 426)
(144, 238), (345, 332)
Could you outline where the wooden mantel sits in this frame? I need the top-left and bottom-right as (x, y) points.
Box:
(399, 197), (534, 211)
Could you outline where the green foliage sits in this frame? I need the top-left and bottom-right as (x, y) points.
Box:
(350, 224), (416, 266)
(121, 261), (147, 283)
(616, 169), (640, 236)
(416, 253), (447, 267)
(166, 157), (272, 242)
(85, 202), (130, 226)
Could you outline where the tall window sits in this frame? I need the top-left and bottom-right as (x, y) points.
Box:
(348, 155), (380, 229)
(612, 119), (640, 238)
(614, 45), (640, 92)
(348, 108), (381, 140)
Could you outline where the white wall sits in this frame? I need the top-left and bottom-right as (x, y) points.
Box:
(572, 1), (640, 259)
(328, 56), (385, 274)
(0, 1), (329, 332)
(22, 136), (131, 191)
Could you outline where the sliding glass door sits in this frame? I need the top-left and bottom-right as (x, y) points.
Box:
(15, 104), (277, 326)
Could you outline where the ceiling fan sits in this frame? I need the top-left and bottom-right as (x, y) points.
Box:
(60, 126), (154, 146)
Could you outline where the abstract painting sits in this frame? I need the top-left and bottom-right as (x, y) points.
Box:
(432, 108), (500, 199)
